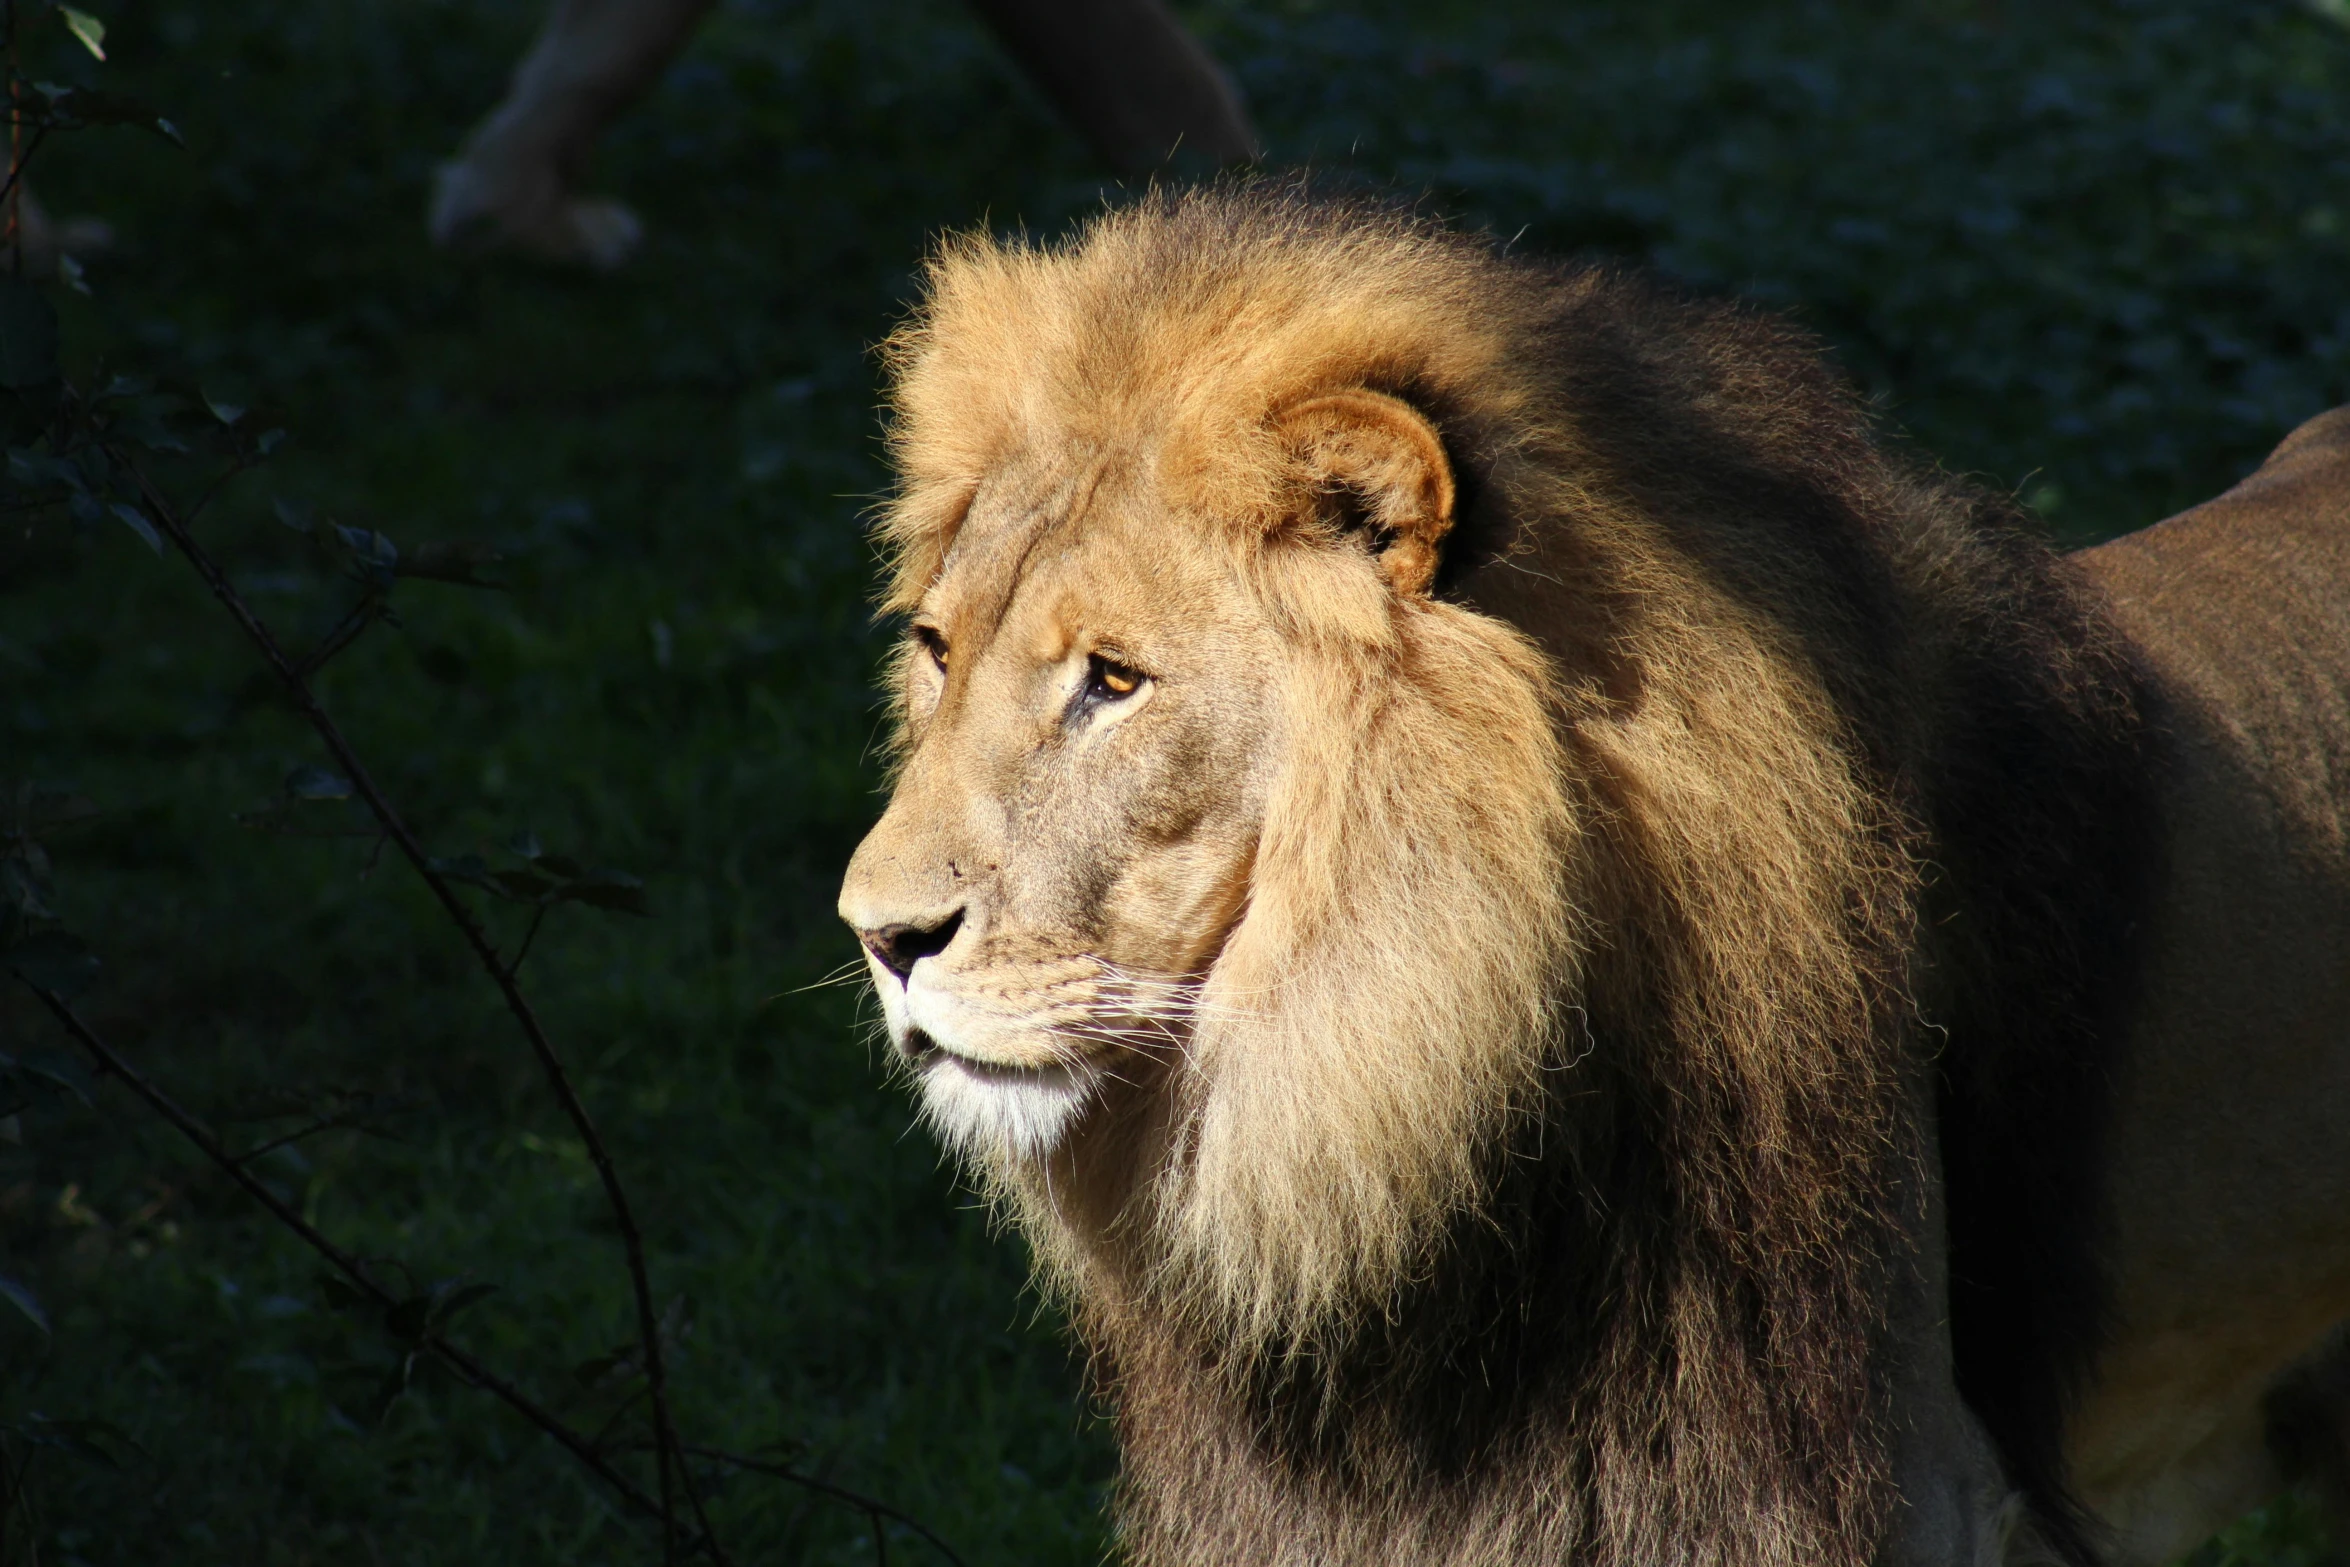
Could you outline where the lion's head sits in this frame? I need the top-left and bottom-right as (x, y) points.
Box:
(838, 188), (1914, 1373)
(837, 232), (1582, 1342)
(836, 183), (2156, 1567)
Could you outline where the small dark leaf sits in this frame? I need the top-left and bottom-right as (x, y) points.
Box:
(427, 1281), (498, 1331)
(558, 870), (650, 917)
(0, 278), (60, 391)
(1, 856), (54, 922)
(506, 830), (543, 861)
(8, 447), (85, 492)
(383, 1296), (431, 1345)
(17, 1415), (142, 1471)
(331, 525), (399, 587)
(488, 869), (551, 901)
(110, 501), (161, 554)
(571, 1354), (621, 1388)
(426, 854), (495, 892)
(316, 1273), (370, 1313)
(108, 412), (187, 453)
(5, 1047), (93, 1105)
(571, 1347), (640, 1390)
(254, 427), (285, 455)
(284, 765), (352, 802)
(398, 539), (504, 587)
(274, 496), (315, 535)
(37, 85), (182, 144)
(365, 1355), (416, 1427)
(0, 1274), (50, 1335)
(6, 930), (100, 999)
(202, 391), (246, 426)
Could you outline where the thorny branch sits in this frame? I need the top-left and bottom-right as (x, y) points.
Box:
(21, 985), (675, 1531)
(684, 1445), (970, 1567)
(113, 452), (713, 1564)
(25, 989), (961, 1566)
(0, 22), (958, 1559)
(229, 1094), (417, 1168)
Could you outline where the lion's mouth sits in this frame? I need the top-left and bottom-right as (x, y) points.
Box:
(905, 1029), (1105, 1161)
(900, 1022), (1088, 1080)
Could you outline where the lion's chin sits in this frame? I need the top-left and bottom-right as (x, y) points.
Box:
(912, 1045), (1098, 1163)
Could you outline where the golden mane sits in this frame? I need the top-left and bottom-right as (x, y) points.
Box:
(867, 185), (2150, 1567)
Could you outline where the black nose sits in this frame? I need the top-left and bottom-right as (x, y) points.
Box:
(861, 911), (964, 983)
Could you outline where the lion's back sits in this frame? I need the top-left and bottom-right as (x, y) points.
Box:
(2084, 407), (2350, 857)
(2068, 408), (2350, 1564)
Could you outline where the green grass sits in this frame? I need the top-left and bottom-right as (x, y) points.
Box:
(2, 0), (2347, 1560)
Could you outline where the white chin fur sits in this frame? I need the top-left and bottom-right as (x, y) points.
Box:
(915, 1052), (1095, 1162)
(870, 963), (1099, 1162)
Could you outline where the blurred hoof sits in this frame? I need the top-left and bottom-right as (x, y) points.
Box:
(429, 159), (642, 272)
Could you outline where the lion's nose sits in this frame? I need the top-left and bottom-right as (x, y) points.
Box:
(860, 910), (965, 983)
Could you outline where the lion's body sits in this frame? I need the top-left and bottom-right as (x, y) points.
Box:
(836, 187), (2350, 1566)
(2066, 415), (2350, 1563)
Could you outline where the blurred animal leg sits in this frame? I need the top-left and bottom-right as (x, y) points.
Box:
(963, 0), (1258, 173)
(430, 0), (711, 268)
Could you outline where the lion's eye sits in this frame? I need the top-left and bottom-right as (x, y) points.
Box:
(912, 624), (949, 674)
(1086, 653), (1145, 702)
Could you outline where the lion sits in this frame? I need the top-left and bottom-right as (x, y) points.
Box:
(835, 185), (2350, 1567)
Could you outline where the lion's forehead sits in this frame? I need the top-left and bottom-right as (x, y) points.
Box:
(931, 465), (1240, 660)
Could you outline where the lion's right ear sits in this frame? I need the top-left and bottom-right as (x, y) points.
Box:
(1275, 389), (1457, 597)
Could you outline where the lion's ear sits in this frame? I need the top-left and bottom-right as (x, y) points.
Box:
(1276, 389), (1457, 597)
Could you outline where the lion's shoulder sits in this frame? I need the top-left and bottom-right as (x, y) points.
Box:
(2080, 406), (2350, 856)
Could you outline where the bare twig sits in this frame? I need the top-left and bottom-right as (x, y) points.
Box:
(113, 454), (705, 1564)
(681, 1446), (967, 1567)
(289, 592), (387, 682)
(231, 1096), (416, 1167)
(506, 903), (550, 981)
(0, 122), (43, 217)
(179, 452), (271, 528)
(5, 0), (21, 277)
(20, 983), (671, 1530)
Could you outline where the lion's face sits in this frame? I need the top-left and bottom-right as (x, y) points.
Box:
(848, 237), (1578, 1336)
(839, 454), (1277, 1162)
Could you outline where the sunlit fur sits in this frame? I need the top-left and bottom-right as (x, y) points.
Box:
(859, 184), (2151, 1567)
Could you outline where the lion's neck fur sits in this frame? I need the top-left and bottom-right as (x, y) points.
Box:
(882, 185), (2144, 1566)
(974, 526), (1926, 1566)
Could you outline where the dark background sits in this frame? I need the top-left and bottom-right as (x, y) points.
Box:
(2, 0), (2346, 1560)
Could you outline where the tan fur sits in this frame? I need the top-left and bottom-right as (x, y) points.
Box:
(839, 186), (2347, 1566)
(2063, 410), (2350, 1565)
(844, 187), (1949, 1567)
(869, 195), (1907, 1373)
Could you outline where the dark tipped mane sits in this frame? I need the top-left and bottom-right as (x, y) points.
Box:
(885, 184), (2153, 1567)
